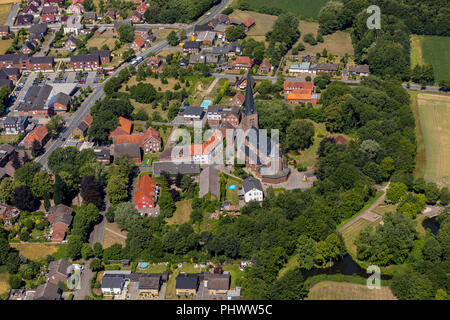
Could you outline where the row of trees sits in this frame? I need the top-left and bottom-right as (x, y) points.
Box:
(143, 0), (220, 24)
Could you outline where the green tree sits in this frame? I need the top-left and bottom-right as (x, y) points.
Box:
(31, 171), (53, 199)
(425, 182), (440, 205)
(386, 182), (408, 204)
(90, 258), (104, 272)
(167, 31), (179, 46)
(114, 202), (140, 231)
(81, 243), (94, 260)
(286, 119), (315, 151)
(0, 177), (16, 204)
(296, 235), (317, 270)
(67, 235), (84, 260)
(118, 23), (135, 43)
(225, 25), (246, 42)
(93, 242), (103, 258)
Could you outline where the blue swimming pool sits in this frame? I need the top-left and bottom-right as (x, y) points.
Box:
(140, 263), (148, 268)
(228, 184), (237, 190)
(201, 100), (212, 108)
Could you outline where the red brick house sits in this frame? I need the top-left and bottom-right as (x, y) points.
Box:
(283, 81), (314, 94)
(136, 3), (149, 14)
(72, 113), (93, 138)
(0, 26), (9, 37)
(109, 116), (132, 139)
(134, 174), (158, 209)
(49, 92), (71, 112)
(233, 56), (252, 70)
(70, 54), (100, 70)
(112, 127), (162, 153)
(90, 50), (111, 64)
(146, 56), (161, 68)
(23, 125), (49, 149)
(26, 56), (54, 71)
(258, 58), (272, 74)
(130, 10), (142, 23)
(47, 259), (73, 285)
(41, 14), (56, 23)
(130, 36), (145, 51)
(229, 91), (245, 107)
(221, 106), (240, 127)
(47, 204), (73, 243)
(243, 17), (255, 31)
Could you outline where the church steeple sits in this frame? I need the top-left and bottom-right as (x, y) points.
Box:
(243, 73), (256, 116)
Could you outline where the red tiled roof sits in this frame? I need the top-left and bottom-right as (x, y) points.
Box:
(24, 125), (48, 142)
(109, 116), (132, 138)
(133, 36), (145, 48)
(134, 174), (157, 205)
(83, 114), (93, 126)
(234, 56), (252, 67)
(113, 127), (160, 147)
(243, 17), (255, 28)
(287, 89), (312, 101)
(283, 81), (314, 92)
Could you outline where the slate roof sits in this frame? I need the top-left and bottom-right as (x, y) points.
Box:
(101, 274), (124, 289)
(114, 142), (141, 159)
(205, 273), (231, 290)
(242, 177), (263, 193)
(194, 25), (213, 33)
(33, 282), (61, 300)
(138, 276), (161, 290)
(48, 92), (70, 107)
(176, 273), (199, 290)
(183, 41), (201, 49)
(313, 63), (339, 72)
(48, 259), (72, 277)
(182, 106), (204, 117)
(152, 161), (200, 176)
(199, 165), (220, 198)
(348, 64), (370, 73)
(243, 73), (256, 116)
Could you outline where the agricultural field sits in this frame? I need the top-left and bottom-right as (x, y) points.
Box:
(246, 0), (329, 19)
(0, 266), (9, 295)
(410, 35), (450, 83)
(0, 3), (12, 25)
(10, 243), (59, 260)
(289, 20), (354, 56)
(102, 222), (127, 248)
(166, 199), (192, 225)
(229, 9), (277, 42)
(416, 93), (450, 186)
(306, 281), (397, 300)
(410, 92), (426, 179)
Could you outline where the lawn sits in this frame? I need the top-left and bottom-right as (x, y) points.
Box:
(166, 199), (192, 225)
(410, 92), (426, 179)
(306, 280), (397, 300)
(229, 9), (277, 39)
(138, 263), (168, 273)
(0, 134), (20, 144)
(287, 120), (328, 170)
(10, 243), (59, 260)
(340, 218), (376, 258)
(222, 264), (244, 288)
(410, 35), (450, 83)
(225, 175), (242, 206)
(85, 33), (118, 52)
(277, 253), (299, 279)
(0, 3), (12, 25)
(165, 263), (203, 299)
(247, 0), (329, 19)
(0, 38), (12, 54)
(102, 222), (127, 248)
(417, 93), (450, 186)
(0, 265), (9, 295)
(289, 20), (354, 56)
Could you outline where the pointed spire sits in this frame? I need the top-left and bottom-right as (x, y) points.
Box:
(243, 72), (256, 116)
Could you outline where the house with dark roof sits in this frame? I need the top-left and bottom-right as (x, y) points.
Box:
(182, 41), (201, 54)
(21, 41), (35, 55)
(208, 13), (230, 28)
(90, 50), (111, 64)
(84, 11), (97, 23)
(48, 92), (71, 112)
(33, 282), (62, 300)
(182, 106), (204, 122)
(0, 78), (13, 90)
(152, 161), (199, 177)
(312, 63), (339, 74)
(16, 14), (34, 26)
(204, 273), (231, 295)
(46, 204), (73, 242)
(0, 26), (9, 37)
(101, 274), (126, 295)
(176, 273), (199, 296)
(72, 113), (93, 138)
(348, 64), (370, 76)
(114, 142), (141, 164)
(16, 84), (53, 116)
(64, 35), (77, 51)
(70, 54), (100, 70)
(242, 177), (264, 203)
(47, 259), (73, 285)
(194, 24), (213, 34)
(2, 116), (28, 134)
(199, 165), (220, 199)
(26, 56), (54, 71)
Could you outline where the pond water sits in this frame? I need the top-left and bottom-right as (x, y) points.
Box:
(422, 217), (440, 235)
(300, 254), (393, 281)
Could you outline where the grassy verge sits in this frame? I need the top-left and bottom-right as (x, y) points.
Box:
(336, 191), (383, 229)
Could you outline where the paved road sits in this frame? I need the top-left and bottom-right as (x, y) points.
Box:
(5, 3), (19, 27)
(337, 182), (390, 232)
(34, 32), (56, 57)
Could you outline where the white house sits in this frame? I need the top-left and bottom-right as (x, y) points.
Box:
(100, 271), (130, 295)
(242, 177), (264, 203)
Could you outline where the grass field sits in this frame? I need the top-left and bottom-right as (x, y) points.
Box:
(247, 0), (329, 19)
(417, 93), (450, 186)
(0, 38), (12, 54)
(10, 243), (59, 260)
(0, 3), (12, 25)
(340, 219), (377, 258)
(229, 9), (277, 39)
(306, 280), (397, 300)
(410, 35), (450, 83)
(222, 264), (244, 288)
(287, 121), (328, 170)
(85, 34), (117, 52)
(289, 20), (354, 56)
(103, 222), (127, 248)
(410, 92), (426, 179)
(0, 266), (9, 295)
(166, 199), (192, 225)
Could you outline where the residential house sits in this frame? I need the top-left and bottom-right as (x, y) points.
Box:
(129, 10), (142, 23)
(22, 4), (40, 18)
(47, 259), (73, 285)
(21, 42), (35, 55)
(182, 41), (201, 54)
(130, 36), (146, 51)
(103, 8), (117, 22)
(204, 273), (231, 295)
(101, 273), (126, 295)
(72, 113), (93, 138)
(0, 67), (20, 81)
(67, 3), (83, 15)
(182, 106), (204, 122)
(258, 58), (272, 74)
(84, 11), (97, 23)
(135, 29), (156, 41)
(42, 4), (58, 15)
(114, 142), (141, 164)
(134, 174), (158, 210)
(44, 0), (65, 5)
(0, 205), (20, 228)
(0, 144), (14, 167)
(64, 35), (77, 51)
(312, 63), (339, 74)
(233, 56), (252, 70)
(16, 14), (34, 26)
(70, 54), (100, 70)
(112, 127), (162, 153)
(194, 25), (213, 34)
(109, 116), (132, 139)
(288, 62), (311, 73)
(242, 17), (255, 31)
(283, 80), (317, 103)
(136, 2), (149, 15)
(196, 31), (216, 46)
(48, 92), (71, 112)
(16, 84), (54, 116)
(46, 204), (73, 242)
(146, 56), (161, 68)
(0, 78), (13, 90)
(2, 116), (29, 134)
(283, 81), (314, 94)
(242, 177), (264, 203)
(135, 275), (162, 296)
(41, 13), (56, 23)
(176, 273), (199, 296)
(33, 283), (62, 300)
(208, 14), (230, 28)
(152, 161), (200, 177)
(199, 165), (220, 199)
(229, 92), (245, 107)
(221, 106), (240, 127)
(23, 126), (49, 149)
(206, 104), (222, 126)
(93, 147), (111, 164)
(0, 26), (9, 37)
(90, 50), (111, 64)
(348, 64), (370, 76)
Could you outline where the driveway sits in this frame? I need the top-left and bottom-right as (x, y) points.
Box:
(73, 266), (94, 300)
(5, 3), (19, 27)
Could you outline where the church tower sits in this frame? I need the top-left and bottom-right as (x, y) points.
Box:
(241, 73), (258, 132)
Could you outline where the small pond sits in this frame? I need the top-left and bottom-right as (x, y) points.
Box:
(422, 217), (440, 235)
